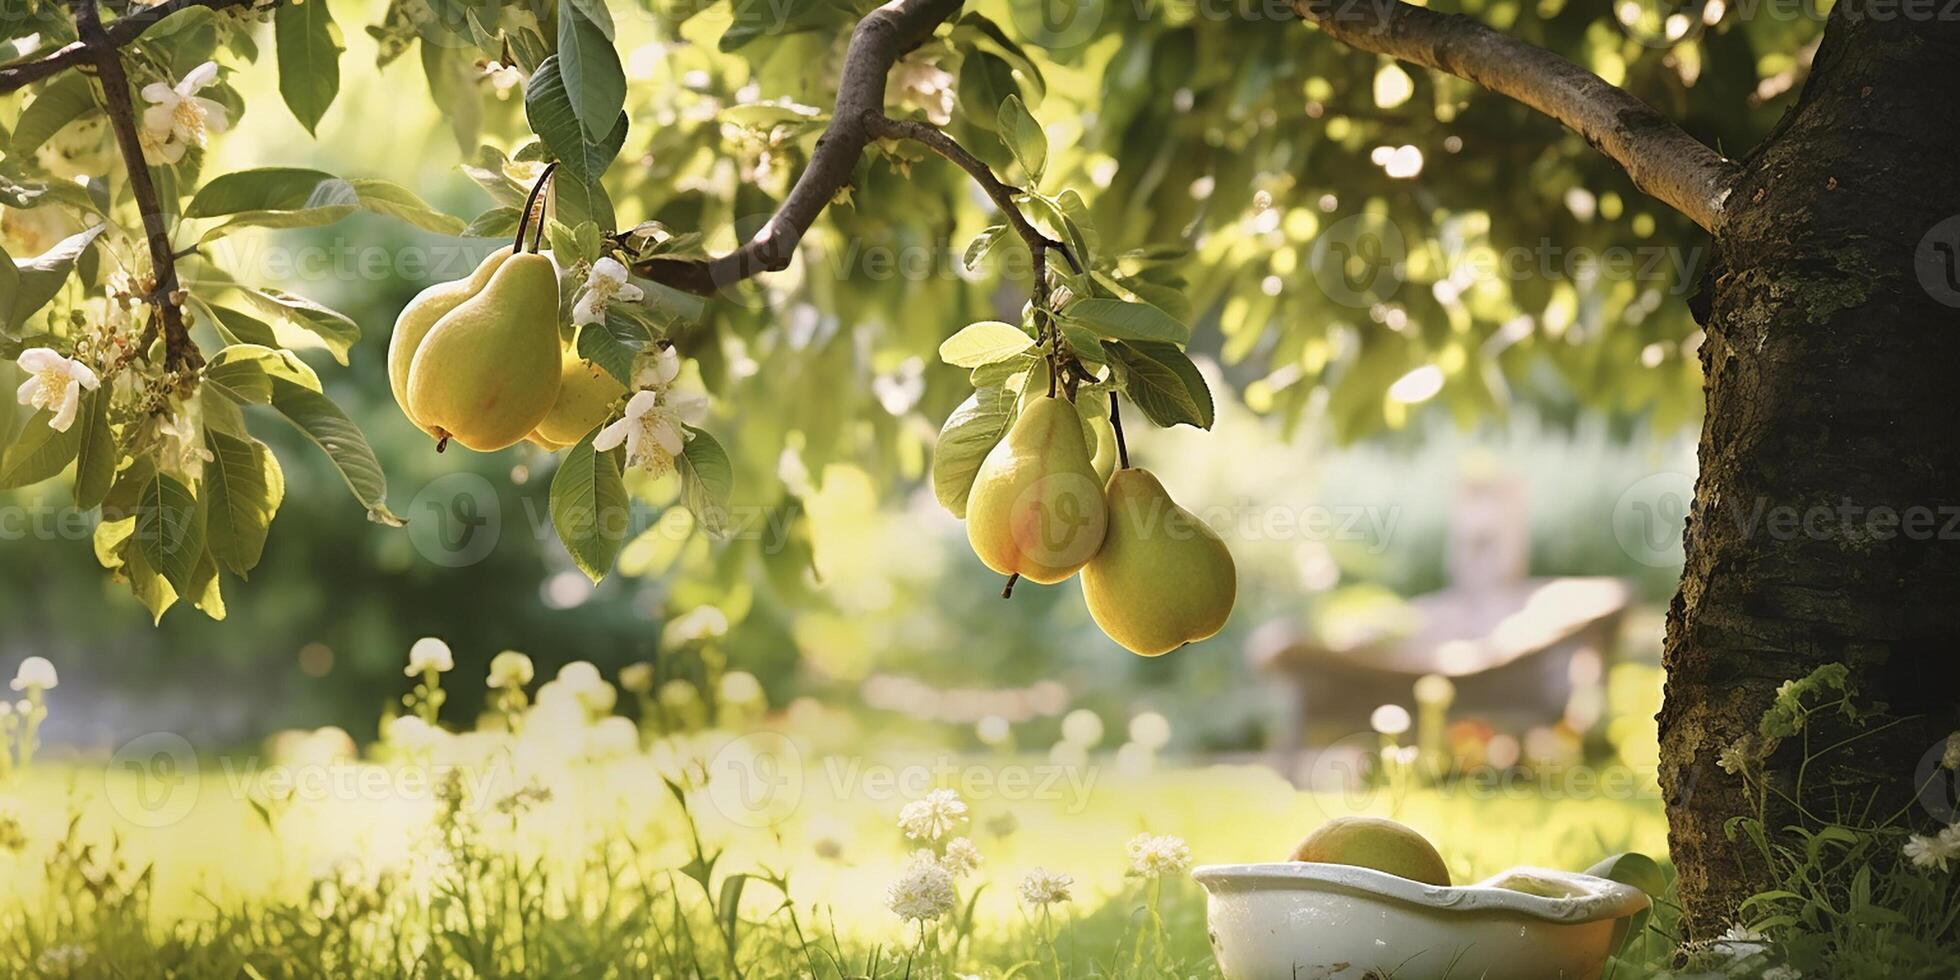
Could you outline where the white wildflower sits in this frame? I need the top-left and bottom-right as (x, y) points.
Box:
(10, 656), (57, 692)
(14, 348), (100, 432)
(140, 61), (228, 163)
(405, 637), (454, 676)
(898, 788), (968, 842)
(1904, 826), (1960, 872)
(886, 853), (957, 922)
(633, 344), (682, 391)
(1018, 867), (1073, 906)
(718, 670), (764, 707)
(483, 61), (524, 99)
(486, 650), (534, 689)
(1060, 708), (1104, 747)
(941, 836), (982, 878)
(1126, 832), (1192, 878)
(553, 661), (618, 714)
(593, 389), (688, 477)
(572, 257), (644, 326)
(1128, 711), (1172, 751)
(386, 714), (442, 752)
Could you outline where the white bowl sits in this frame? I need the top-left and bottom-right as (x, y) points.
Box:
(1193, 863), (1651, 980)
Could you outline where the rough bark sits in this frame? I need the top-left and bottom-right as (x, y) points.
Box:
(1659, 11), (1960, 937)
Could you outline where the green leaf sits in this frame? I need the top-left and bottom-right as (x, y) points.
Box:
(931, 390), (1012, 517)
(997, 94), (1046, 181)
(420, 40), (483, 154)
(550, 428), (629, 582)
(1061, 297), (1189, 345)
(346, 179), (467, 235)
(71, 386), (116, 510)
(677, 425), (732, 536)
(133, 471), (203, 593)
(938, 321), (1034, 367)
(464, 206), (522, 239)
(958, 52), (1019, 133)
(238, 288), (359, 364)
(202, 429), (284, 577)
(1105, 340), (1213, 429)
(6, 225), (107, 332)
(556, 1), (626, 143)
(275, 0), (342, 134)
(206, 304), (281, 348)
(266, 377), (403, 526)
(524, 55), (627, 185)
(578, 311), (652, 386)
(205, 343), (322, 406)
(0, 410), (83, 489)
(963, 224), (1008, 271)
(11, 73), (96, 161)
(565, 0), (616, 38)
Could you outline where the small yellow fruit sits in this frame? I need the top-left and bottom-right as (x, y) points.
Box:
(1289, 816), (1452, 886)
(966, 397), (1109, 584)
(1080, 468), (1235, 655)
(533, 349), (625, 447)
(388, 246), (512, 433)
(406, 253), (563, 452)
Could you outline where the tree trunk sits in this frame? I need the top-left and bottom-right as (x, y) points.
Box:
(1658, 12), (1960, 937)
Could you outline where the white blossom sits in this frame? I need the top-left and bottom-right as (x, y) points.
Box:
(1018, 867), (1073, 906)
(593, 390), (688, 477)
(1126, 833), (1192, 878)
(890, 55), (955, 126)
(10, 656), (57, 692)
(941, 836), (982, 878)
(405, 637), (454, 676)
(486, 650), (534, 689)
(572, 257), (644, 326)
(386, 714), (442, 752)
(140, 61), (228, 164)
(155, 411), (215, 476)
(483, 61), (525, 100)
(633, 344), (682, 391)
(886, 853), (957, 922)
(1904, 825), (1960, 872)
(14, 348), (99, 432)
(898, 788), (968, 842)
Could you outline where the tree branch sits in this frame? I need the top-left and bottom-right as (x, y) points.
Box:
(76, 0), (200, 371)
(636, 0), (966, 294)
(0, 0), (265, 95)
(1290, 0), (1738, 233)
(865, 115), (1077, 272)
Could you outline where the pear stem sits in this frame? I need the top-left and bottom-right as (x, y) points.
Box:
(1108, 392), (1131, 470)
(515, 163), (560, 254)
(1001, 573), (1020, 599)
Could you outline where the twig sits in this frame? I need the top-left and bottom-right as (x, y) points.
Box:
(635, 0), (966, 293)
(0, 0), (269, 95)
(1108, 391), (1130, 470)
(77, 0), (200, 371)
(866, 115), (1078, 273)
(1289, 0), (1738, 232)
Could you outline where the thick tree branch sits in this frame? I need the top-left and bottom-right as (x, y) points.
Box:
(76, 0), (200, 371)
(0, 0), (264, 95)
(1291, 0), (1738, 233)
(636, 0), (966, 294)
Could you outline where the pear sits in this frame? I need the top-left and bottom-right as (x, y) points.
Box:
(966, 396), (1109, 584)
(388, 245), (513, 432)
(1088, 416), (1118, 484)
(1080, 468), (1235, 655)
(533, 349), (625, 447)
(406, 252), (563, 452)
(1018, 362), (1116, 483)
(1289, 816), (1451, 887)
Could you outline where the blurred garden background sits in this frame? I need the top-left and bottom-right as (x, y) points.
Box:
(0, 0), (1841, 972)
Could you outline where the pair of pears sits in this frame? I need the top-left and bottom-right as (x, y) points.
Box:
(964, 384), (1236, 656)
(389, 248), (621, 451)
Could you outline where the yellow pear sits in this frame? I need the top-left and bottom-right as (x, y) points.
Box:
(1289, 816), (1452, 886)
(388, 245), (512, 432)
(1080, 467), (1235, 655)
(966, 396), (1109, 584)
(1018, 361), (1115, 483)
(405, 253), (563, 452)
(533, 349), (625, 447)
(1088, 416), (1117, 484)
